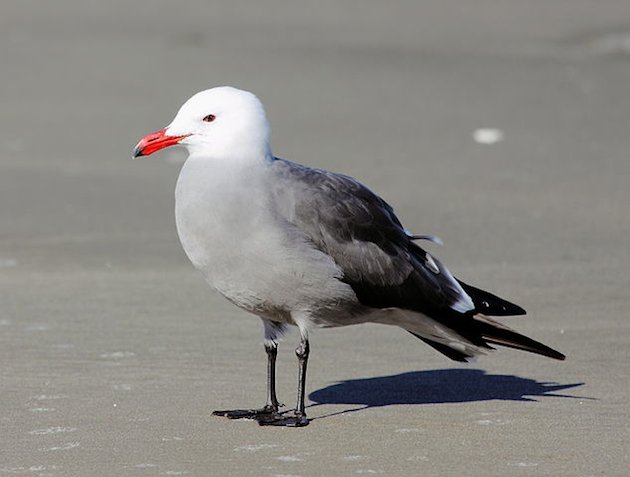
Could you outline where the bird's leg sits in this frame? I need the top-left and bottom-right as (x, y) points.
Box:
(212, 341), (281, 419)
(264, 341), (280, 411)
(258, 336), (310, 427)
(295, 337), (309, 417)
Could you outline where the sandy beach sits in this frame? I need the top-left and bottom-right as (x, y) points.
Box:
(1, 1), (629, 475)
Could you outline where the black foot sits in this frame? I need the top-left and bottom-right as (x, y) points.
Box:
(256, 411), (309, 427)
(212, 405), (277, 420)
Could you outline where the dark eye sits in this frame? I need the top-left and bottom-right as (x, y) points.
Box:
(203, 114), (216, 123)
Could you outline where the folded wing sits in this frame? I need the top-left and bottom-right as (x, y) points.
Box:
(271, 159), (564, 362)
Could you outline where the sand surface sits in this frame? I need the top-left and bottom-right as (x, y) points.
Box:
(1, 1), (629, 476)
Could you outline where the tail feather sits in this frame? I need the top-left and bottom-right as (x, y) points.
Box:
(456, 280), (565, 360)
(472, 315), (565, 360)
(383, 276), (565, 362)
(409, 332), (489, 362)
(402, 301), (565, 362)
(407, 315), (565, 362)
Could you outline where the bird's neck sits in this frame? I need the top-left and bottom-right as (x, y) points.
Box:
(176, 149), (274, 204)
(185, 133), (273, 164)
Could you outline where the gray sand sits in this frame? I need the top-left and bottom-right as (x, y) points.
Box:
(1, 1), (629, 475)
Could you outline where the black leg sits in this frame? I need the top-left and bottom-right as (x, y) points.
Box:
(258, 336), (310, 427)
(265, 341), (280, 410)
(212, 341), (281, 420)
(295, 337), (309, 416)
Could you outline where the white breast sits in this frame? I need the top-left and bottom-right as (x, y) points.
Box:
(174, 156), (357, 322)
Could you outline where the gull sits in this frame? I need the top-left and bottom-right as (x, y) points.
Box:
(133, 86), (564, 427)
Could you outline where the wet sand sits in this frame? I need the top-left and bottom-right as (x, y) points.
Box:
(1, 1), (629, 475)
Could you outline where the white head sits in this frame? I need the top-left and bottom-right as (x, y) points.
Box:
(133, 86), (272, 160)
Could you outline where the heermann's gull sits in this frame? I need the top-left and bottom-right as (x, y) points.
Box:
(133, 86), (564, 427)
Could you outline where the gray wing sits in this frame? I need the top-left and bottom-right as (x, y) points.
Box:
(268, 160), (565, 364)
(269, 158), (475, 315)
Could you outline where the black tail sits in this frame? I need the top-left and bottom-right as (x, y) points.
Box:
(469, 314), (565, 360)
(408, 280), (565, 362)
(409, 315), (565, 362)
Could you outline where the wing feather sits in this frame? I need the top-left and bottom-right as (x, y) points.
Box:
(269, 159), (564, 362)
(270, 159), (473, 315)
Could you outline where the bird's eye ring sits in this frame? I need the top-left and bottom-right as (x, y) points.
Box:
(203, 114), (216, 123)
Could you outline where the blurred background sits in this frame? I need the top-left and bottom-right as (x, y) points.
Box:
(1, 1), (629, 476)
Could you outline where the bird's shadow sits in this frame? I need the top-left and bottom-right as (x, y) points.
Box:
(308, 368), (586, 418)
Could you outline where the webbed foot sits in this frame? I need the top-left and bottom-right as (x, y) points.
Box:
(256, 410), (309, 427)
(212, 405), (278, 420)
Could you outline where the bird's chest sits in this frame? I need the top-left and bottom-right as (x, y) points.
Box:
(175, 166), (274, 278)
(174, 162), (332, 316)
(173, 159), (359, 322)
